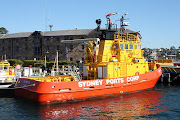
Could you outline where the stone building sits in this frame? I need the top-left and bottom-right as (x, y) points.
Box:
(0, 28), (136, 63)
(0, 29), (99, 63)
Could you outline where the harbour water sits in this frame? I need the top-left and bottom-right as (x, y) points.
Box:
(0, 83), (180, 120)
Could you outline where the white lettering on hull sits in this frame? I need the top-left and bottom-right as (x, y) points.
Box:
(78, 76), (140, 88)
(106, 78), (124, 84)
(127, 76), (139, 82)
(78, 80), (103, 87)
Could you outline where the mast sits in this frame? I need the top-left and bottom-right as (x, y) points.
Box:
(105, 12), (118, 30)
(56, 51), (59, 74)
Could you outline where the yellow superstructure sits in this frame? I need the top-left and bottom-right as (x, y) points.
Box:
(0, 61), (11, 75)
(83, 32), (156, 80)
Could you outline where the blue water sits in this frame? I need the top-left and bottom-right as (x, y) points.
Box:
(0, 83), (180, 120)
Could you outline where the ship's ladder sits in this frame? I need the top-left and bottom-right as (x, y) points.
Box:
(120, 63), (126, 76)
(120, 57), (127, 76)
(59, 65), (82, 81)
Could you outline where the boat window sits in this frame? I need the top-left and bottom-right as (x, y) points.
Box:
(120, 44), (123, 49)
(135, 45), (137, 49)
(4, 65), (9, 70)
(138, 45), (141, 49)
(125, 44), (128, 49)
(0, 65), (3, 70)
(130, 44), (133, 49)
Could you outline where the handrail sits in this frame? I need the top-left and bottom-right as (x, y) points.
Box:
(114, 33), (138, 42)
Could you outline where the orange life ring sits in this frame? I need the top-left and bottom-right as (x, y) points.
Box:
(135, 72), (139, 75)
(128, 53), (133, 58)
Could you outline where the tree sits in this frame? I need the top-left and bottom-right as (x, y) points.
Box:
(0, 27), (8, 34)
(170, 46), (176, 50)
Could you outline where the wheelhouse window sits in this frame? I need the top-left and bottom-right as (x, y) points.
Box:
(135, 45), (137, 49)
(125, 44), (128, 49)
(130, 44), (133, 49)
(120, 44), (123, 49)
(138, 45), (141, 49)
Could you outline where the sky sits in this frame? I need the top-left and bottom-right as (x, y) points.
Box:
(1, 0), (180, 49)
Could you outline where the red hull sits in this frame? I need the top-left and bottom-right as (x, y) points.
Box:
(15, 66), (162, 104)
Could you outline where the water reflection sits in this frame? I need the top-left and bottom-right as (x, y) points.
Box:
(37, 88), (165, 119)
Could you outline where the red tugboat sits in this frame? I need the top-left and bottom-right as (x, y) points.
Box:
(15, 13), (162, 104)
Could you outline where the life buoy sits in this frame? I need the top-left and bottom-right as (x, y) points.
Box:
(135, 72), (139, 75)
(128, 53), (133, 58)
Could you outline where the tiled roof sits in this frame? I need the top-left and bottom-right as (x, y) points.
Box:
(42, 29), (95, 36)
(0, 28), (137, 39)
(0, 32), (32, 39)
(0, 29), (95, 39)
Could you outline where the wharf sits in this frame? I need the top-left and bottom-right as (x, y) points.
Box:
(156, 60), (180, 83)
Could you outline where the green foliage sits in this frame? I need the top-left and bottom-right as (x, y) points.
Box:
(7, 59), (23, 66)
(23, 60), (45, 67)
(0, 27), (8, 34)
(46, 61), (77, 69)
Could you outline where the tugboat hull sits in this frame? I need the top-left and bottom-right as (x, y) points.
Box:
(15, 66), (162, 104)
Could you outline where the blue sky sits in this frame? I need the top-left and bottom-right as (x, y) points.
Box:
(1, 0), (180, 49)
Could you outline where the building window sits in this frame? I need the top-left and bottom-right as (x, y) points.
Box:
(56, 45), (59, 50)
(82, 45), (84, 50)
(2, 47), (4, 51)
(82, 57), (84, 62)
(34, 46), (40, 54)
(70, 45), (73, 50)
(26, 46), (28, 51)
(46, 46), (49, 51)
(8, 46), (11, 51)
(70, 57), (73, 61)
(34, 37), (40, 44)
(16, 46), (19, 51)
(70, 37), (73, 40)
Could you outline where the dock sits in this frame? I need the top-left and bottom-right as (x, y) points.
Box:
(156, 60), (180, 83)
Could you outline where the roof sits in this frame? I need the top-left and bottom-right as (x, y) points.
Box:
(41, 29), (95, 37)
(0, 32), (32, 39)
(0, 29), (95, 39)
(0, 28), (137, 39)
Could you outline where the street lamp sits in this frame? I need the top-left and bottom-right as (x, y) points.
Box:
(44, 51), (49, 75)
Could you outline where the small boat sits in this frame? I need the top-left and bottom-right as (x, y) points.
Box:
(0, 60), (16, 88)
(15, 13), (162, 104)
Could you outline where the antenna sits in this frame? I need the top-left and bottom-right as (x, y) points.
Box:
(105, 12), (118, 30)
(120, 13), (130, 33)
